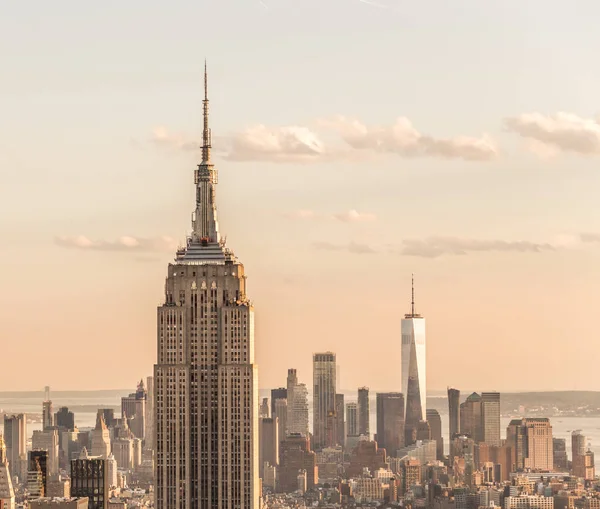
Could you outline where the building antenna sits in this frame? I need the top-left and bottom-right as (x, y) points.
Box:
(411, 273), (415, 316)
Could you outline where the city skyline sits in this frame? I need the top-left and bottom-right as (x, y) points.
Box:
(4, 1), (600, 392)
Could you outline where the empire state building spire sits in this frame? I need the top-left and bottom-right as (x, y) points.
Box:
(185, 60), (226, 258)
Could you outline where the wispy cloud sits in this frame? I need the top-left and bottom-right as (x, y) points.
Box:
(398, 236), (554, 258)
(319, 116), (498, 161)
(150, 127), (197, 151)
(313, 241), (377, 254)
(55, 235), (177, 253)
(285, 209), (377, 222)
(150, 115), (498, 163)
(505, 112), (600, 156)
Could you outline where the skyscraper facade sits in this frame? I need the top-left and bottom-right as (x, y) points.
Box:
(3, 415), (26, 478)
(313, 352), (337, 450)
(447, 388), (460, 439)
(285, 370), (309, 436)
(270, 388), (287, 420)
(357, 387), (370, 438)
(481, 392), (501, 447)
(460, 393), (482, 442)
(335, 393), (345, 448)
(154, 66), (258, 509)
(401, 277), (426, 445)
(346, 403), (358, 437)
(426, 408), (443, 461)
(376, 393), (405, 456)
(507, 418), (553, 471)
(55, 408), (75, 431)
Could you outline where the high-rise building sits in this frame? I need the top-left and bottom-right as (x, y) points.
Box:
(259, 417), (278, 480)
(3, 414), (26, 477)
(43, 402), (54, 431)
(277, 434), (317, 494)
(270, 388), (287, 420)
(460, 393), (482, 442)
(426, 409), (443, 460)
(28, 450), (48, 498)
(55, 408), (75, 431)
(335, 394), (345, 448)
(0, 435), (15, 509)
(506, 418), (553, 471)
(481, 392), (501, 447)
(313, 352), (337, 450)
(121, 380), (146, 440)
(274, 399), (288, 448)
(32, 430), (59, 476)
(71, 450), (108, 509)
(145, 376), (154, 451)
(572, 431), (594, 479)
(346, 403), (358, 438)
(357, 388), (370, 438)
(90, 413), (110, 459)
(375, 393), (404, 456)
(285, 370), (309, 436)
(259, 398), (269, 419)
(553, 438), (568, 471)
(401, 277), (426, 446)
(448, 388), (460, 439)
(154, 65), (258, 509)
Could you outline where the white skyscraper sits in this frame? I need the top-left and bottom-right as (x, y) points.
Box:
(401, 276), (426, 444)
(154, 63), (258, 509)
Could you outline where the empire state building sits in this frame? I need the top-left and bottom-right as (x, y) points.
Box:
(154, 64), (259, 509)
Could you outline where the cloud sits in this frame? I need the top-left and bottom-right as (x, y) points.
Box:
(150, 127), (197, 151)
(398, 236), (554, 258)
(55, 235), (177, 253)
(505, 112), (600, 156)
(284, 209), (377, 222)
(224, 125), (328, 163)
(312, 241), (377, 254)
(319, 116), (498, 161)
(151, 116), (498, 163)
(332, 209), (377, 222)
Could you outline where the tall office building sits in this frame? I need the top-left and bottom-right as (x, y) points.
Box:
(55, 408), (75, 431)
(346, 403), (358, 437)
(154, 65), (258, 509)
(90, 413), (110, 459)
(460, 393), (482, 442)
(0, 435), (15, 509)
(32, 430), (59, 476)
(426, 409), (443, 461)
(572, 430), (594, 479)
(271, 388), (287, 419)
(506, 418), (553, 471)
(401, 277), (426, 445)
(28, 450), (48, 497)
(481, 392), (501, 446)
(313, 352), (337, 450)
(71, 450), (108, 509)
(121, 380), (146, 440)
(553, 438), (568, 471)
(258, 417), (278, 478)
(376, 393), (405, 456)
(357, 387), (370, 438)
(274, 399), (288, 447)
(286, 370), (309, 436)
(3, 414), (26, 477)
(335, 394), (345, 448)
(145, 376), (154, 451)
(448, 388), (460, 439)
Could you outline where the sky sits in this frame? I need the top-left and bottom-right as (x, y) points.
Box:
(2, 0), (600, 392)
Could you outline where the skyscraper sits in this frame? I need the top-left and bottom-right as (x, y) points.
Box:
(313, 352), (337, 450)
(286, 370), (309, 436)
(460, 393), (482, 442)
(426, 409), (443, 461)
(346, 403), (358, 437)
(401, 276), (426, 445)
(357, 387), (370, 438)
(335, 393), (345, 448)
(0, 435), (15, 509)
(447, 388), (460, 440)
(481, 392), (501, 446)
(271, 388), (287, 419)
(572, 430), (594, 479)
(55, 408), (75, 431)
(3, 414), (26, 477)
(376, 393), (405, 456)
(154, 64), (258, 509)
(506, 418), (553, 471)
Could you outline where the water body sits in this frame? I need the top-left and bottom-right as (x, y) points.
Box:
(3, 391), (600, 460)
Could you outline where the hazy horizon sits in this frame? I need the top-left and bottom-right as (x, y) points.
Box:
(3, 1), (600, 391)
